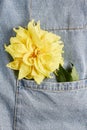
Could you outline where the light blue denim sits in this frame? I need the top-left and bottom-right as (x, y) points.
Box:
(0, 0), (87, 130)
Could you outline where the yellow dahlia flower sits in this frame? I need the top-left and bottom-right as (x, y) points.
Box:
(5, 20), (64, 84)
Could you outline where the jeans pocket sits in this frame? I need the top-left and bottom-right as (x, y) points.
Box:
(15, 79), (87, 130)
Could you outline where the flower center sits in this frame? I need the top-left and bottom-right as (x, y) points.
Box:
(30, 48), (40, 58)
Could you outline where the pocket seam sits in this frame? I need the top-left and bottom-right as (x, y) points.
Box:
(18, 79), (87, 92)
(23, 85), (87, 93)
(13, 84), (22, 130)
(45, 26), (87, 31)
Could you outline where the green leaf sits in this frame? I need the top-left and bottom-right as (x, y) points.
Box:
(55, 64), (72, 82)
(55, 63), (79, 82)
(70, 64), (79, 81)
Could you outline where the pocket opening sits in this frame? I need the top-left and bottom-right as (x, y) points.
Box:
(18, 78), (87, 92)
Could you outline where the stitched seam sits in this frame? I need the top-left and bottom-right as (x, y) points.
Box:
(29, 0), (32, 20)
(44, 26), (87, 31)
(18, 79), (87, 92)
(24, 86), (87, 93)
(13, 80), (19, 130)
(23, 83), (87, 92)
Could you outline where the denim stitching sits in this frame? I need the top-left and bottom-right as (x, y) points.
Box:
(45, 25), (87, 31)
(29, 0), (32, 20)
(24, 85), (87, 93)
(18, 79), (87, 92)
(13, 80), (20, 130)
(14, 83), (23, 130)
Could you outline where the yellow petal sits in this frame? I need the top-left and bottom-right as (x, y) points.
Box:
(10, 37), (23, 44)
(12, 43), (28, 53)
(5, 45), (17, 58)
(16, 35), (26, 44)
(13, 26), (28, 39)
(26, 38), (33, 51)
(34, 74), (45, 84)
(18, 63), (31, 80)
(6, 59), (21, 70)
(31, 67), (45, 84)
(28, 20), (43, 48)
(34, 21), (47, 39)
(44, 32), (61, 43)
(5, 43), (27, 59)
(26, 75), (33, 79)
(23, 53), (34, 66)
(34, 58), (50, 77)
(13, 27), (30, 44)
(40, 54), (53, 70)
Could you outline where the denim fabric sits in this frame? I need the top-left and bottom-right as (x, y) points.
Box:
(16, 79), (87, 130)
(0, 0), (87, 130)
(0, 0), (31, 129)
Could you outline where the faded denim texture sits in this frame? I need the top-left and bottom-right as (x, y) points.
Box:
(0, 0), (87, 130)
